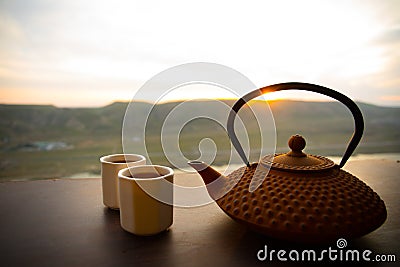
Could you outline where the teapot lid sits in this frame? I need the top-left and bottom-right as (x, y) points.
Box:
(261, 135), (336, 171)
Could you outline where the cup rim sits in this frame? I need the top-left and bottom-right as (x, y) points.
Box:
(100, 154), (146, 165)
(118, 165), (173, 181)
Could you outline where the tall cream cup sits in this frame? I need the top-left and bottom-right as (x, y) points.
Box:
(100, 154), (146, 209)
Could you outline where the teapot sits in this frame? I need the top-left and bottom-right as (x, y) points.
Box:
(188, 82), (387, 243)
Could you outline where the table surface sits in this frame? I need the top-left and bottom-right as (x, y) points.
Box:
(0, 160), (399, 267)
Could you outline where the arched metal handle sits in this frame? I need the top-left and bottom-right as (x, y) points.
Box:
(227, 82), (364, 168)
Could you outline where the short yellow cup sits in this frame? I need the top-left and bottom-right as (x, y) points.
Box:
(118, 165), (174, 235)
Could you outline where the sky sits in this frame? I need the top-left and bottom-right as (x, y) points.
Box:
(0, 0), (399, 107)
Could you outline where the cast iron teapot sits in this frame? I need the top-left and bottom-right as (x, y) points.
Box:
(188, 82), (387, 243)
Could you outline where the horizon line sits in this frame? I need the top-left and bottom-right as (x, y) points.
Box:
(1, 98), (399, 109)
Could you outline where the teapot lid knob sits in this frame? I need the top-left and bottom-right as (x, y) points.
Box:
(288, 135), (306, 157)
(262, 134), (336, 169)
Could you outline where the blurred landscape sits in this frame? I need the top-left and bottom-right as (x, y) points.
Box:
(0, 100), (399, 181)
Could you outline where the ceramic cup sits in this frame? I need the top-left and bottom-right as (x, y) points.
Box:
(118, 165), (174, 235)
(100, 154), (146, 209)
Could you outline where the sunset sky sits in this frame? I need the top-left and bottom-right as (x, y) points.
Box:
(0, 0), (399, 107)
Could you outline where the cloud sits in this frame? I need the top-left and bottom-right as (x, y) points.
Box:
(0, 0), (399, 106)
(380, 95), (400, 101)
(376, 26), (400, 45)
(0, 14), (24, 44)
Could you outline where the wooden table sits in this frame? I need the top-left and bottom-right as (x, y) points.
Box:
(0, 160), (399, 266)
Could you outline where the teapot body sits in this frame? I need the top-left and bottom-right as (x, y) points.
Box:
(216, 163), (386, 243)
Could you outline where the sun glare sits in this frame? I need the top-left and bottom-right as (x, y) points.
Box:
(156, 84), (240, 103)
(155, 84), (303, 104)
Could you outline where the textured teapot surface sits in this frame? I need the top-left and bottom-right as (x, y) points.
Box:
(216, 136), (387, 243)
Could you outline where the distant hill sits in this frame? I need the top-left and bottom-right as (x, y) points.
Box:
(0, 100), (399, 180)
(1, 100), (399, 152)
